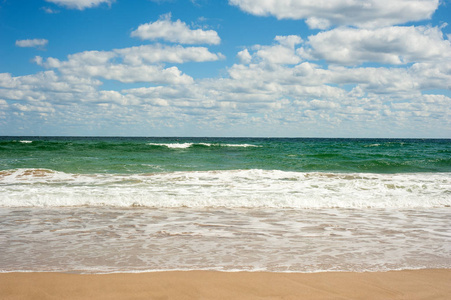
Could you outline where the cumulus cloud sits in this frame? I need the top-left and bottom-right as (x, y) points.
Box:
(304, 17), (331, 30)
(228, 0), (439, 28)
(15, 39), (48, 49)
(237, 49), (252, 64)
(34, 44), (224, 84)
(131, 13), (220, 44)
(238, 35), (303, 65)
(115, 44), (224, 64)
(299, 26), (451, 65)
(42, 58), (193, 85)
(3, 27), (450, 137)
(2, 56), (450, 137)
(45, 0), (114, 10)
(0, 71), (101, 97)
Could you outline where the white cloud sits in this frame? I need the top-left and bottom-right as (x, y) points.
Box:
(81, 64), (193, 84)
(274, 35), (302, 47)
(409, 62), (451, 90)
(299, 26), (451, 66)
(35, 44), (224, 84)
(0, 71), (101, 97)
(42, 7), (60, 14)
(3, 30), (450, 137)
(239, 35), (303, 65)
(304, 17), (331, 30)
(237, 49), (252, 64)
(131, 13), (220, 45)
(44, 57), (194, 85)
(45, 0), (114, 10)
(2, 59), (449, 137)
(15, 39), (48, 49)
(12, 102), (55, 113)
(228, 0), (439, 28)
(116, 44), (224, 65)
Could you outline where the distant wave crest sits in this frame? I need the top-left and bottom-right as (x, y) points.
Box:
(146, 142), (261, 149)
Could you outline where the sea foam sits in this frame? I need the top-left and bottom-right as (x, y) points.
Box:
(147, 142), (260, 148)
(1, 168), (449, 209)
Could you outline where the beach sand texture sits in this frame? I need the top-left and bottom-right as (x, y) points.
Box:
(1, 269), (450, 299)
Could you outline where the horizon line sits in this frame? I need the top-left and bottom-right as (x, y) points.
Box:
(1, 135), (450, 140)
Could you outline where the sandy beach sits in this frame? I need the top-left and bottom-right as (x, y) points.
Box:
(1, 269), (450, 299)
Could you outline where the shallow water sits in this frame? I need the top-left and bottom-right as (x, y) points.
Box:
(1, 207), (450, 273)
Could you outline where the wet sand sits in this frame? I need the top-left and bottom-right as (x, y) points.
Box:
(1, 269), (450, 299)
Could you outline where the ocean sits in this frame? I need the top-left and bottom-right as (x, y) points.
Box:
(0, 137), (450, 273)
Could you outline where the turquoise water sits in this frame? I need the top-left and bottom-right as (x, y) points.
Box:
(1, 137), (450, 174)
(1, 137), (450, 209)
(1, 137), (450, 273)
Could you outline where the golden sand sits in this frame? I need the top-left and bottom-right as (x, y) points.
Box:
(1, 269), (450, 299)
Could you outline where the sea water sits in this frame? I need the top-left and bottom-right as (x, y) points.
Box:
(0, 137), (450, 273)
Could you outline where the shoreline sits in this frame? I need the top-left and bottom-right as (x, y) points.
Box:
(1, 269), (450, 299)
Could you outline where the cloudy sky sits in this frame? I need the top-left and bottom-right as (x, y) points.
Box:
(1, 0), (450, 137)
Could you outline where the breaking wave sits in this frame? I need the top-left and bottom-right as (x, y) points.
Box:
(1, 168), (449, 209)
(146, 142), (261, 149)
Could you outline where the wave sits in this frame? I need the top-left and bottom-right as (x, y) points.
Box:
(146, 142), (261, 149)
(1, 168), (450, 209)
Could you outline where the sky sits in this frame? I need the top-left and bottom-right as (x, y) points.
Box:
(0, 0), (450, 137)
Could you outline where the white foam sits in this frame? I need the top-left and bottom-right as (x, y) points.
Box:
(1, 168), (450, 209)
(147, 142), (193, 149)
(19, 140), (33, 144)
(1, 206), (450, 273)
(222, 143), (261, 147)
(147, 142), (260, 148)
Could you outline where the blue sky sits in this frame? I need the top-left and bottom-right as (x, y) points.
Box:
(1, 0), (450, 137)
